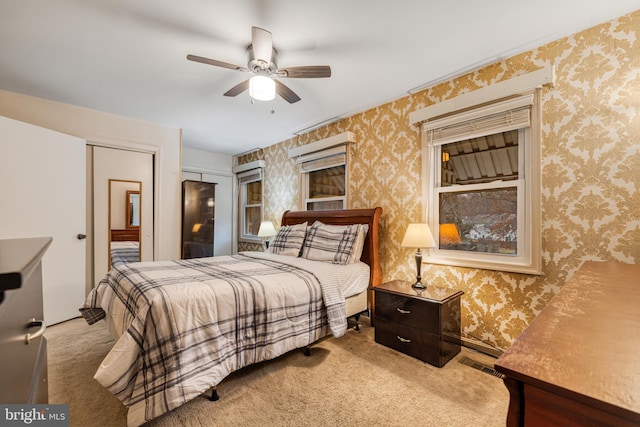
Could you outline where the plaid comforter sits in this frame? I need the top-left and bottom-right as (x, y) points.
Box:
(110, 247), (140, 265)
(80, 252), (356, 426)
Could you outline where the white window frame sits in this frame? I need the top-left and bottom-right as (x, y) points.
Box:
(288, 132), (355, 211)
(300, 147), (347, 211)
(420, 90), (543, 275)
(234, 161), (264, 243)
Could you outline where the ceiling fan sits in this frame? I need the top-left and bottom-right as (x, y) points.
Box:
(187, 26), (331, 103)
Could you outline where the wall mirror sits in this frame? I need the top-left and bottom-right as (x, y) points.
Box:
(109, 179), (142, 267)
(126, 190), (140, 228)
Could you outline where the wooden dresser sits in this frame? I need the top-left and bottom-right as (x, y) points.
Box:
(372, 280), (463, 367)
(0, 237), (52, 404)
(495, 261), (640, 426)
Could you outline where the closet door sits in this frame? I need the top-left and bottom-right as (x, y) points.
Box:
(92, 146), (153, 286)
(0, 116), (86, 325)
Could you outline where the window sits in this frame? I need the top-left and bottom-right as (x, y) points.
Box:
(243, 180), (262, 237)
(289, 132), (354, 211)
(423, 93), (541, 274)
(302, 159), (346, 211)
(235, 161), (264, 242)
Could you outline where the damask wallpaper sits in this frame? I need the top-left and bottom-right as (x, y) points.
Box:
(236, 10), (640, 351)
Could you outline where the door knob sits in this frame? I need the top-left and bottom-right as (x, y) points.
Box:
(25, 318), (46, 344)
(77, 233), (87, 240)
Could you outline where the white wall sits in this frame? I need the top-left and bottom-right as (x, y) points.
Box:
(0, 89), (182, 260)
(182, 147), (233, 255)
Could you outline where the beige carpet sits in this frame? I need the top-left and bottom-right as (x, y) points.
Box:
(45, 317), (508, 427)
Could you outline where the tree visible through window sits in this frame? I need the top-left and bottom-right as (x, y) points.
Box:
(438, 130), (519, 255)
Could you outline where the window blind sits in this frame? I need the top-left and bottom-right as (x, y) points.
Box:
(423, 94), (533, 146)
(237, 167), (262, 184)
(297, 145), (346, 173)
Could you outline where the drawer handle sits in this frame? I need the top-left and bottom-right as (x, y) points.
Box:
(396, 336), (411, 343)
(25, 318), (46, 345)
(396, 307), (411, 314)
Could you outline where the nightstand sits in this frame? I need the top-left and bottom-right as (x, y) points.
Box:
(372, 280), (463, 368)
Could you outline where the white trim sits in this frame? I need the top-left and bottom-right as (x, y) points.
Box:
(410, 65), (554, 126)
(288, 131), (355, 158)
(182, 166), (233, 177)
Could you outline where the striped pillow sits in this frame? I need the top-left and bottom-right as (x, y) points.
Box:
(266, 222), (307, 256)
(301, 221), (364, 265)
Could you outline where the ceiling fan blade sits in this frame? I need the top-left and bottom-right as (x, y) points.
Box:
(187, 54), (248, 72)
(275, 80), (301, 103)
(224, 80), (250, 97)
(251, 26), (273, 63)
(277, 66), (331, 78)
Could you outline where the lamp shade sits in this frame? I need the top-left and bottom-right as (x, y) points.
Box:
(439, 223), (462, 245)
(249, 75), (276, 101)
(401, 223), (436, 249)
(257, 220), (277, 237)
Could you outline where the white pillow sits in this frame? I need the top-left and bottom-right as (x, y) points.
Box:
(348, 224), (369, 264)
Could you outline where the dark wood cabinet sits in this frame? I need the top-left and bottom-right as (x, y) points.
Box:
(181, 180), (215, 259)
(0, 237), (51, 404)
(372, 280), (462, 367)
(495, 261), (640, 426)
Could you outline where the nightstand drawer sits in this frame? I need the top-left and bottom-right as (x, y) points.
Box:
(375, 291), (439, 334)
(374, 319), (441, 367)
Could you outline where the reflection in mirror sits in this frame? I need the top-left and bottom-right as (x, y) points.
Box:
(182, 180), (215, 259)
(109, 179), (141, 268)
(126, 190), (140, 228)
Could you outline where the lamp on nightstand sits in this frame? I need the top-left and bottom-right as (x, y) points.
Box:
(401, 223), (436, 290)
(258, 220), (277, 249)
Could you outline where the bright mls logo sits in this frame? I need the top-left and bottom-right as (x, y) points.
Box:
(1, 405), (69, 426)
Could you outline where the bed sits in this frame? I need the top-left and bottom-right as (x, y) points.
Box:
(110, 241), (140, 265)
(80, 207), (382, 427)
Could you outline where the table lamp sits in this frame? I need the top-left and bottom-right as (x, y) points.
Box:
(439, 223), (461, 246)
(401, 223), (436, 290)
(258, 220), (277, 249)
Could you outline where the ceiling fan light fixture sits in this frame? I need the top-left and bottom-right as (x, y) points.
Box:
(249, 75), (276, 101)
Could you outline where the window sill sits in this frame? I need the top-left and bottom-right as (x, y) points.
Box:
(239, 238), (262, 243)
(424, 255), (542, 276)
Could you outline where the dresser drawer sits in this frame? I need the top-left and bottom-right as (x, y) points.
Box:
(375, 291), (440, 334)
(374, 319), (441, 367)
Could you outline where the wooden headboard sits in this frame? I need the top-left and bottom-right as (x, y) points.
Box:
(280, 207), (383, 287)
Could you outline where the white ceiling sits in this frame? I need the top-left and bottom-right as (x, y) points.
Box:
(1, 1), (639, 156)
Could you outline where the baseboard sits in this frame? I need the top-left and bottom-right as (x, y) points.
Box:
(460, 337), (503, 358)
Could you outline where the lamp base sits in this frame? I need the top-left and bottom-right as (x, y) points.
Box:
(411, 281), (426, 290)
